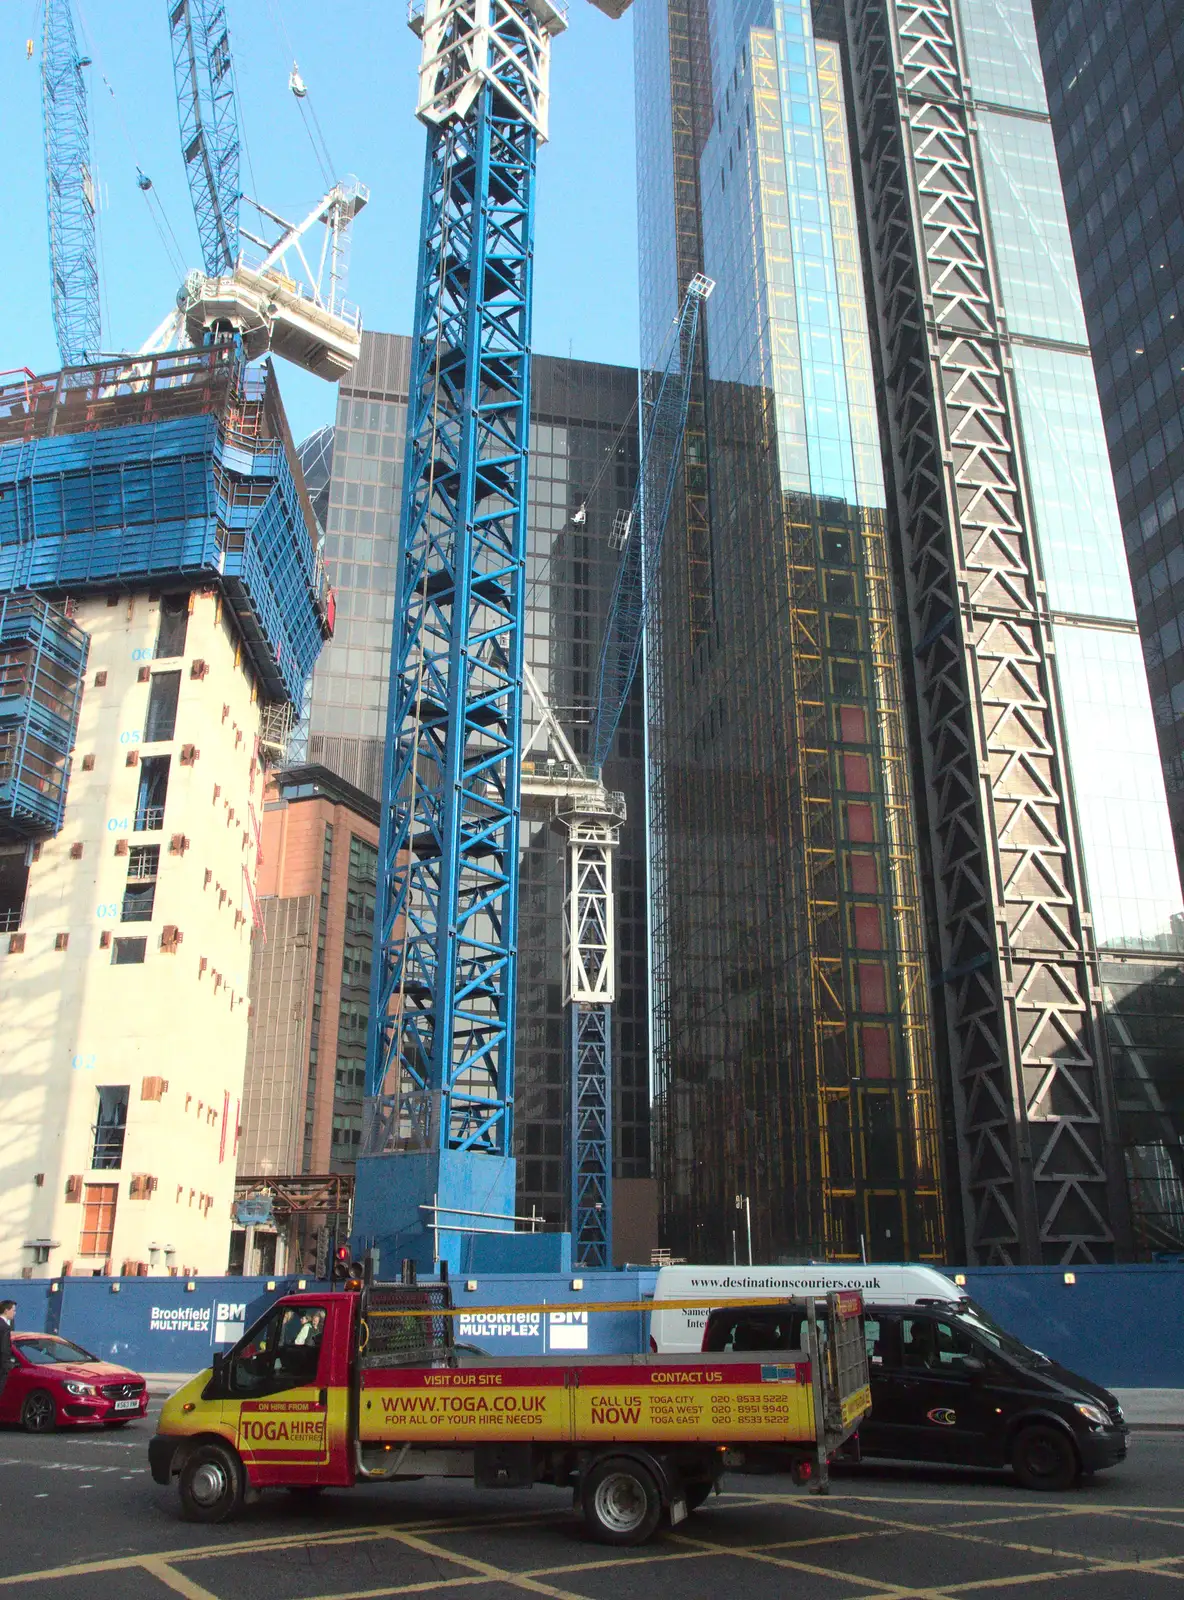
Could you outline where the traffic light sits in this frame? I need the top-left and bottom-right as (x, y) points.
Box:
(332, 1245), (351, 1282)
(314, 1228), (330, 1280)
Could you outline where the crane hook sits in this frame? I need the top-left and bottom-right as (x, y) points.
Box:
(289, 62), (307, 99)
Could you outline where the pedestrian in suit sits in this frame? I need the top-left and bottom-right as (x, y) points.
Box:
(0, 1301), (15, 1404)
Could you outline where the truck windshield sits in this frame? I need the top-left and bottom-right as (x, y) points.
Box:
(954, 1303), (1049, 1367)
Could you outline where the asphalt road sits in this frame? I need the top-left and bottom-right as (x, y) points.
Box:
(1, 1398), (1182, 1599)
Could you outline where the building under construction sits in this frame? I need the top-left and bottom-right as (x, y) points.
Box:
(0, 347), (329, 1278)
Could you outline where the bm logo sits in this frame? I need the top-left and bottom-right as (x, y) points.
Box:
(926, 1407), (957, 1427)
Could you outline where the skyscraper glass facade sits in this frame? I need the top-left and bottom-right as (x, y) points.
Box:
(309, 334), (645, 1230)
(1031, 0), (1184, 1252)
(640, 0), (946, 1263)
(638, 0), (1184, 1261)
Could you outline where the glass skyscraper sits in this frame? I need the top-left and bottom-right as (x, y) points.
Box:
(1030, 0), (1184, 1255)
(637, 0), (1184, 1261)
(308, 333), (647, 1237)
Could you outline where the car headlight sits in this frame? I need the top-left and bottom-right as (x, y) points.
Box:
(63, 1382), (98, 1397)
(1074, 1402), (1109, 1428)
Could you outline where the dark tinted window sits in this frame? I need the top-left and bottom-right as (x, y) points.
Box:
(135, 756), (170, 831)
(703, 1310), (803, 1352)
(111, 937), (147, 965)
(901, 1316), (978, 1372)
(92, 1086), (129, 1169)
(144, 672), (181, 742)
(155, 595), (188, 659)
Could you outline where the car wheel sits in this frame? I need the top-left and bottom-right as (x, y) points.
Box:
(582, 1457), (663, 1546)
(21, 1391), (57, 1434)
(178, 1441), (245, 1523)
(1011, 1424), (1079, 1492)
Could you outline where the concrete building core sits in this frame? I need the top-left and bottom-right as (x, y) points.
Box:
(0, 349), (330, 1279)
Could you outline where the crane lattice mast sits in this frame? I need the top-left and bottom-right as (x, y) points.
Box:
(168, 0), (240, 277)
(360, 0), (571, 1267)
(41, 0), (100, 367)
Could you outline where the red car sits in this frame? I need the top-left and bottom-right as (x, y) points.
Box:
(0, 1334), (148, 1433)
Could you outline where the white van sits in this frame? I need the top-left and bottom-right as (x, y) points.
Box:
(649, 1263), (966, 1353)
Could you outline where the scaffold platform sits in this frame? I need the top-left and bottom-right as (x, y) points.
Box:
(0, 591), (88, 838)
(0, 347), (332, 707)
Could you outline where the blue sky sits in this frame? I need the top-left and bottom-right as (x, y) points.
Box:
(1, 0), (639, 442)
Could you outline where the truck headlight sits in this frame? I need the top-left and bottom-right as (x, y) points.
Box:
(63, 1382), (98, 1397)
(1074, 1403), (1109, 1429)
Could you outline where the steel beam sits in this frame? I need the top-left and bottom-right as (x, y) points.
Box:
(843, 0), (1129, 1262)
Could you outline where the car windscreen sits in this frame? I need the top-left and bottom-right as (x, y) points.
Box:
(15, 1336), (99, 1365)
(954, 1302), (1049, 1367)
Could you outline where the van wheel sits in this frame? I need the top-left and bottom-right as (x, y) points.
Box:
(1011, 1425), (1079, 1492)
(178, 1441), (245, 1523)
(583, 1458), (662, 1546)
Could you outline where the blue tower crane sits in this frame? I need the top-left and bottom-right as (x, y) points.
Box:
(168, 0), (240, 277)
(358, 0), (630, 1272)
(41, 0), (100, 367)
(560, 274), (713, 1268)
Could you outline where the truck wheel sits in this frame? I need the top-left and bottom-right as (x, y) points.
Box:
(1011, 1425), (1079, 1493)
(684, 1480), (714, 1513)
(583, 1458), (662, 1546)
(178, 1441), (245, 1523)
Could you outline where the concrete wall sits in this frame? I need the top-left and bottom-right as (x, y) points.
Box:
(0, 589), (264, 1278)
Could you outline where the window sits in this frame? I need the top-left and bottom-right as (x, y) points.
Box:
(0, 844), (29, 933)
(135, 755), (170, 831)
(900, 1317), (978, 1372)
(92, 1086), (129, 1169)
(155, 594), (189, 659)
(122, 845), (159, 922)
(79, 1183), (118, 1256)
(226, 1304), (328, 1397)
(144, 671), (181, 742)
(111, 937), (147, 965)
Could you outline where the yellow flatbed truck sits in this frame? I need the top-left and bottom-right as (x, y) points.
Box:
(149, 1282), (870, 1545)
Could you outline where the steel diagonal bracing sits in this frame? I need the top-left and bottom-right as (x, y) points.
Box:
(571, 1001), (612, 1266)
(843, 0), (1128, 1261)
(367, 86), (534, 1166)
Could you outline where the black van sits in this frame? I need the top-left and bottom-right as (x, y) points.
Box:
(702, 1299), (1129, 1491)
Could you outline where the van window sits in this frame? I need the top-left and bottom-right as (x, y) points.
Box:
(901, 1317), (978, 1373)
(703, 1311), (799, 1353)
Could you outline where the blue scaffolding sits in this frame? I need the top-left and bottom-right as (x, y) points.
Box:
(0, 349), (331, 708)
(0, 592), (88, 838)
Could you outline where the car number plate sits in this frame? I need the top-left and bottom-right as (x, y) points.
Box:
(113, 1398), (140, 1411)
